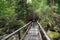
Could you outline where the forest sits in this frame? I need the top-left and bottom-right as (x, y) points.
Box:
(0, 0), (60, 40)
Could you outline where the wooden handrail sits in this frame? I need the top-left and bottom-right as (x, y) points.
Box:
(37, 21), (51, 40)
(2, 21), (31, 40)
(20, 23), (32, 40)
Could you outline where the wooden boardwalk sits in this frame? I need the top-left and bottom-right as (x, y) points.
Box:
(2, 22), (51, 40)
(24, 23), (42, 40)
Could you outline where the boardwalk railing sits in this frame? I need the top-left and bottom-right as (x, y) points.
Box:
(20, 22), (32, 40)
(37, 21), (51, 40)
(2, 21), (32, 40)
(2, 21), (51, 40)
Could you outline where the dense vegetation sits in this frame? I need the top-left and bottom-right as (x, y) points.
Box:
(0, 0), (60, 40)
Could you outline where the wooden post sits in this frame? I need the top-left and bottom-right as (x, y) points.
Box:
(18, 31), (21, 40)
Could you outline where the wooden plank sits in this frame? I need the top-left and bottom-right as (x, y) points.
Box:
(24, 22), (42, 40)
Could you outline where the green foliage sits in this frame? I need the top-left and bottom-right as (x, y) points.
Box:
(28, 0), (60, 39)
(18, 20), (25, 26)
(0, 0), (17, 35)
(47, 30), (60, 40)
(0, 0), (60, 40)
(0, 28), (5, 35)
